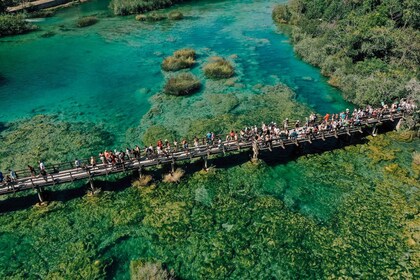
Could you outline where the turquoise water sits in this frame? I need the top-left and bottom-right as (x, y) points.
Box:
(0, 2), (417, 279)
(0, 0), (351, 145)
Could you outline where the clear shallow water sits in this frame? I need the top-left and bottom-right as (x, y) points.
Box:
(0, 0), (351, 145)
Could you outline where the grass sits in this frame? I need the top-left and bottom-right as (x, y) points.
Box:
(203, 57), (235, 79)
(164, 73), (201, 96)
(161, 48), (196, 71)
(76, 16), (98, 28)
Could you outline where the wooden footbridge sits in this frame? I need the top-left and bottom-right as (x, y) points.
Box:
(0, 111), (411, 203)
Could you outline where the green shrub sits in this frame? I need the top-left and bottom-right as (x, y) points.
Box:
(164, 73), (201, 96)
(203, 57), (235, 79)
(272, 4), (291, 23)
(110, 0), (186, 16)
(76, 16), (98, 28)
(0, 14), (35, 37)
(279, 0), (420, 106)
(161, 48), (196, 71)
(168, 10), (183, 20)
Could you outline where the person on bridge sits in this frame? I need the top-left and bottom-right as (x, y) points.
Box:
(9, 169), (17, 182)
(0, 171), (3, 184)
(28, 165), (36, 178)
(75, 159), (81, 169)
(90, 156), (96, 167)
(39, 161), (45, 172)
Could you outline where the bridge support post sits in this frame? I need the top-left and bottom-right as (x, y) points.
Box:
(372, 124), (378, 136)
(138, 165), (143, 179)
(252, 141), (259, 161)
(36, 186), (45, 205)
(88, 178), (100, 195)
(203, 156), (208, 171)
(171, 161), (175, 174)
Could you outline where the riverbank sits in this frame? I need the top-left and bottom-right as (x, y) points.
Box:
(272, 0), (419, 106)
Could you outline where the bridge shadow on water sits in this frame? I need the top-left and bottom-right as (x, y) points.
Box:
(0, 129), (385, 214)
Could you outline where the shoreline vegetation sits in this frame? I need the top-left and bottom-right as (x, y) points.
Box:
(110, 0), (187, 16)
(272, 0), (420, 106)
(0, 13), (37, 37)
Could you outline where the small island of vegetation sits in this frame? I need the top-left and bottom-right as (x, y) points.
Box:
(164, 72), (201, 96)
(162, 48), (196, 71)
(203, 57), (235, 79)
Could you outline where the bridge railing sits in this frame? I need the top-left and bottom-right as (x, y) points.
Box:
(1, 110), (406, 187)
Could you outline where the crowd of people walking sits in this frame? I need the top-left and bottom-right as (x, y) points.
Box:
(0, 99), (417, 189)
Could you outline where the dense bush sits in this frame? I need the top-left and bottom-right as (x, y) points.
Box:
(272, 4), (290, 23)
(110, 0), (186, 16)
(76, 16), (98, 28)
(168, 10), (183, 20)
(0, 14), (35, 37)
(164, 73), (201, 96)
(203, 57), (235, 79)
(274, 0), (420, 106)
(162, 48), (196, 71)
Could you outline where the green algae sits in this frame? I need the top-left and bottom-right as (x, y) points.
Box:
(133, 84), (311, 144)
(0, 131), (417, 279)
(0, 115), (114, 171)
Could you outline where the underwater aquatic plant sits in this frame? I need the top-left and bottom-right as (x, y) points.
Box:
(163, 73), (201, 96)
(0, 115), (113, 171)
(168, 11), (184, 20)
(76, 16), (98, 28)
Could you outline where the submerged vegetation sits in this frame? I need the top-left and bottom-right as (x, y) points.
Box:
(203, 57), (235, 79)
(0, 131), (417, 279)
(0, 14), (36, 37)
(168, 10), (183, 20)
(161, 48), (196, 71)
(135, 11), (166, 21)
(0, 115), (113, 171)
(76, 16), (99, 28)
(273, 0), (420, 106)
(163, 72), (201, 96)
(110, 0), (186, 16)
